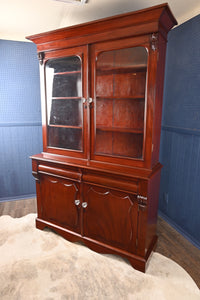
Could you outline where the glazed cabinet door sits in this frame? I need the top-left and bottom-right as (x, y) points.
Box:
(41, 46), (88, 159)
(82, 184), (138, 253)
(39, 174), (81, 233)
(90, 38), (150, 168)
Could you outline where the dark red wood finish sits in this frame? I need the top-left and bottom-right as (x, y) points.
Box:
(28, 3), (177, 272)
(39, 46), (89, 159)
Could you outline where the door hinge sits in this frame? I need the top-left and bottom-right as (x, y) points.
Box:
(38, 52), (45, 65)
(150, 33), (158, 51)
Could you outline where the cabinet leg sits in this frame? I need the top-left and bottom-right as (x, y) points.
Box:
(127, 257), (146, 273)
(36, 218), (47, 230)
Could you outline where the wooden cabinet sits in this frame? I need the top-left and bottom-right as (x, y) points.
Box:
(28, 3), (177, 272)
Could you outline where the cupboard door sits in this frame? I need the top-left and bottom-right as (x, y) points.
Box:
(42, 46), (88, 158)
(90, 39), (149, 166)
(39, 174), (81, 233)
(82, 184), (138, 253)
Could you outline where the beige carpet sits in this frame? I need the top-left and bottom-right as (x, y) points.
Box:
(0, 214), (199, 300)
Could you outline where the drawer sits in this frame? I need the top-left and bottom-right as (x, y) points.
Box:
(82, 170), (138, 194)
(38, 164), (82, 181)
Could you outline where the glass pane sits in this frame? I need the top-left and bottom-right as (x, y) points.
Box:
(46, 56), (81, 72)
(52, 73), (82, 98)
(48, 99), (82, 126)
(48, 127), (82, 150)
(95, 47), (148, 159)
(45, 56), (83, 151)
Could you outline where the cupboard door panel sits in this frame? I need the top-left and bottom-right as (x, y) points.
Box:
(83, 185), (138, 252)
(91, 42), (148, 163)
(42, 46), (88, 159)
(40, 175), (81, 233)
(46, 55), (83, 152)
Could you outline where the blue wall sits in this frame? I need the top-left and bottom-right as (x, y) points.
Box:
(159, 14), (200, 248)
(0, 40), (42, 201)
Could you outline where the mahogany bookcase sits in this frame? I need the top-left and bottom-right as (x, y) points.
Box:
(27, 3), (177, 272)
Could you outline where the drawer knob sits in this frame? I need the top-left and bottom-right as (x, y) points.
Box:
(74, 199), (80, 206)
(137, 195), (147, 201)
(82, 202), (88, 208)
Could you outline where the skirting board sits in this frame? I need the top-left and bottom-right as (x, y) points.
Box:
(158, 210), (200, 250)
(0, 194), (36, 203)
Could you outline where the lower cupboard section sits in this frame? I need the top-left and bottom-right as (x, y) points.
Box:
(35, 171), (158, 272)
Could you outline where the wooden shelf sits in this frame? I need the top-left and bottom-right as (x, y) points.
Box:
(97, 65), (147, 75)
(96, 126), (143, 134)
(51, 97), (82, 100)
(48, 124), (82, 129)
(54, 70), (81, 75)
(96, 96), (145, 100)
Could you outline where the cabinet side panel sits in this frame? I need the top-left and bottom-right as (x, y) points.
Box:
(32, 159), (42, 218)
(146, 169), (161, 252)
(152, 34), (167, 166)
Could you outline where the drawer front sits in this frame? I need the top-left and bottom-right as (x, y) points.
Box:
(38, 164), (82, 181)
(82, 171), (138, 194)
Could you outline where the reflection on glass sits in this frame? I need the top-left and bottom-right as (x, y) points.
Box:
(48, 127), (82, 150)
(52, 73), (82, 98)
(49, 99), (82, 126)
(95, 47), (148, 159)
(45, 56), (83, 151)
